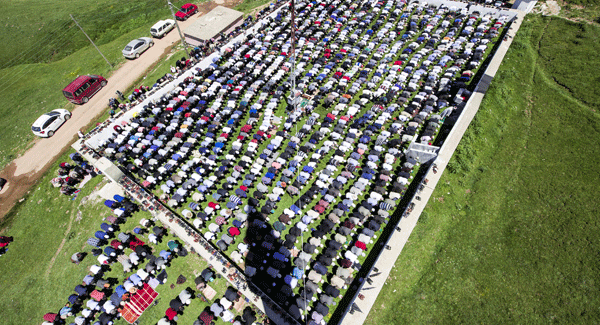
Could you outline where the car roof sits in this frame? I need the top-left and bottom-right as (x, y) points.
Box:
(152, 20), (169, 29)
(32, 113), (53, 127)
(63, 75), (93, 92)
(127, 39), (144, 46)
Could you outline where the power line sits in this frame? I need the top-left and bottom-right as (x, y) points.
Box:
(70, 14), (113, 68)
(0, 27), (77, 83)
(0, 21), (73, 68)
(288, 1), (310, 323)
(0, 36), (80, 91)
(1, 0), (171, 71)
(167, 1), (190, 58)
(0, 27), (77, 74)
(0, 21), (75, 70)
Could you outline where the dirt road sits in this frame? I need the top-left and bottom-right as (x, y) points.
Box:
(0, 0), (239, 218)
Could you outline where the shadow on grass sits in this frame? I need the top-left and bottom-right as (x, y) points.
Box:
(327, 162), (429, 325)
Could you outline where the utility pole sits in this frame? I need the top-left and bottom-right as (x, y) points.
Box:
(289, 2), (308, 323)
(167, 1), (191, 58)
(70, 14), (113, 68)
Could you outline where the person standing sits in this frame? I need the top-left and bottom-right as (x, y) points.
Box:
(116, 90), (125, 102)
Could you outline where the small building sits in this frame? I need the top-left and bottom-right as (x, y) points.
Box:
(183, 6), (244, 46)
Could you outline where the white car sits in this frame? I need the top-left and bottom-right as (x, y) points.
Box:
(31, 109), (71, 138)
(150, 19), (175, 38)
(122, 37), (154, 59)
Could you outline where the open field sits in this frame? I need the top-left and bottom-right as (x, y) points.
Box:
(0, 0), (191, 169)
(365, 14), (600, 324)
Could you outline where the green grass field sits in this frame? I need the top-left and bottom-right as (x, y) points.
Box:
(234, 0), (273, 13)
(558, 0), (600, 24)
(365, 14), (600, 324)
(0, 0), (191, 170)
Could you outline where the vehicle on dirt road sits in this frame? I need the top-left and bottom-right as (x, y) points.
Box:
(151, 19), (175, 38)
(62, 75), (107, 104)
(31, 109), (71, 138)
(176, 3), (198, 20)
(122, 37), (154, 59)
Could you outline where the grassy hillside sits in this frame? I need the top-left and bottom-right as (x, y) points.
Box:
(0, 0), (190, 169)
(0, 0), (192, 68)
(365, 14), (600, 324)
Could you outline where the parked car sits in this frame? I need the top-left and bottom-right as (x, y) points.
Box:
(122, 37), (154, 59)
(175, 3), (198, 20)
(62, 75), (107, 104)
(31, 109), (71, 138)
(151, 19), (175, 38)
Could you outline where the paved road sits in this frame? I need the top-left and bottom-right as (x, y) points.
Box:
(340, 9), (526, 325)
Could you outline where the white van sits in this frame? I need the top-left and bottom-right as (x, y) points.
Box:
(150, 19), (175, 38)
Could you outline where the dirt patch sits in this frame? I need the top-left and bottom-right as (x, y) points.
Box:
(45, 210), (79, 276)
(533, 0), (561, 15)
(197, 1), (219, 14)
(555, 0), (599, 25)
(0, 162), (49, 221)
(198, 0), (246, 13)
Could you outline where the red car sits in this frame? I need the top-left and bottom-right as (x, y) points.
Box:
(175, 3), (198, 20)
(62, 75), (107, 104)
